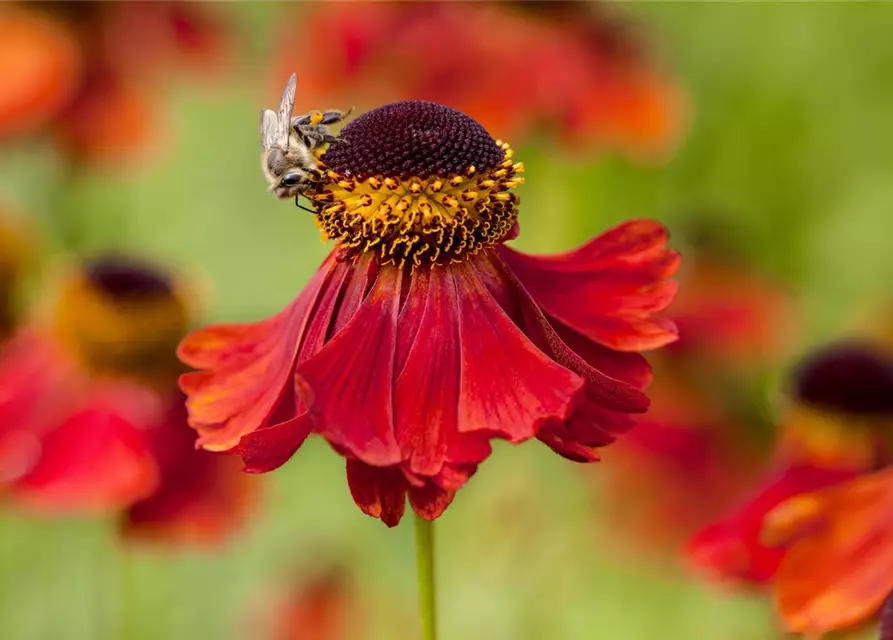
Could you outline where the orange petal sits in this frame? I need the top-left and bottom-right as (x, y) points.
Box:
(774, 468), (893, 634)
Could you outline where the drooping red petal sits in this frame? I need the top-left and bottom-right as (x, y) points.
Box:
(238, 414), (315, 474)
(452, 260), (586, 442)
(345, 459), (406, 527)
(13, 407), (158, 512)
(177, 260), (334, 451)
(481, 252), (648, 461)
(299, 267), (402, 466)
(394, 266), (491, 479)
(498, 219), (679, 352)
(409, 482), (456, 521)
(552, 322), (653, 390)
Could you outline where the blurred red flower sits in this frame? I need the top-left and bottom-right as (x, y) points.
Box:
(667, 251), (795, 364)
(0, 257), (256, 545)
(0, 3), (227, 165)
(179, 101), (679, 526)
(600, 249), (792, 550)
(274, 1), (685, 159)
(687, 342), (893, 586)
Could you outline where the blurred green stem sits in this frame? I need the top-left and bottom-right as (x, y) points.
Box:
(414, 513), (437, 640)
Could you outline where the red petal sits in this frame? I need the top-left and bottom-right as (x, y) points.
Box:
(13, 408), (158, 512)
(553, 322), (653, 390)
(537, 431), (602, 463)
(345, 459), (406, 527)
(299, 267), (402, 466)
(490, 252), (649, 414)
(409, 482), (455, 521)
(331, 253), (378, 335)
(236, 259), (371, 472)
(452, 260), (586, 443)
(238, 414), (314, 474)
(177, 257), (338, 452)
(498, 219), (680, 352)
(394, 266), (491, 478)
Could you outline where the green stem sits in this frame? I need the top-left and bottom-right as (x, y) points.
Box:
(413, 513), (438, 640)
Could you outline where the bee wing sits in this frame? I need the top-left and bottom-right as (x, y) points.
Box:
(276, 73), (298, 148)
(260, 109), (280, 150)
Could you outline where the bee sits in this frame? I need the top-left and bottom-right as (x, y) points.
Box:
(260, 73), (352, 201)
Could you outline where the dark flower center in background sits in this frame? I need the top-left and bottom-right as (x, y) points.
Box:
(85, 257), (174, 299)
(792, 342), (893, 416)
(58, 256), (188, 385)
(307, 100), (524, 268)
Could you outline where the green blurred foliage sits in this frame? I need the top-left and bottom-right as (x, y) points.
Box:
(2, 3), (893, 639)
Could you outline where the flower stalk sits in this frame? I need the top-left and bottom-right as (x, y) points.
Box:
(414, 513), (437, 640)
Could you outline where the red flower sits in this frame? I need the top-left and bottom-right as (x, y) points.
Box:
(760, 468), (893, 636)
(687, 342), (893, 585)
(273, 2), (685, 158)
(0, 6), (82, 139)
(179, 100), (679, 526)
(0, 258), (256, 545)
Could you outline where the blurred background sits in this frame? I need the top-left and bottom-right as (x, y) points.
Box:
(2, 2), (893, 639)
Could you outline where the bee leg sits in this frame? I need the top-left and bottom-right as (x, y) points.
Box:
(293, 111), (325, 127)
(322, 133), (343, 144)
(295, 197), (316, 214)
(319, 107), (354, 125)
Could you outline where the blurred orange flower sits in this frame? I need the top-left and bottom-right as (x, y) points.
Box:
(762, 467), (893, 636)
(687, 342), (893, 586)
(0, 257), (256, 545)
(274, 1), (685, 159)
(53, 64), (155, 168)
(0, 5), (82, 139)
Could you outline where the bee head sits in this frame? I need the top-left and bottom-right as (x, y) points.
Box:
(272, 170), (310, 199)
